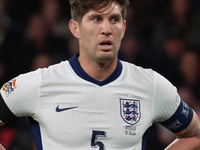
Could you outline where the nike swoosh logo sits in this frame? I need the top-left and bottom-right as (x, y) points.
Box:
(56, 105), (78, 112)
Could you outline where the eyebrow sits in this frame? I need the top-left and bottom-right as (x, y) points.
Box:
(88, 13), (122, 20)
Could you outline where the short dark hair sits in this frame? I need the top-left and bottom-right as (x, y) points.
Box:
(69, 0), (129, 23)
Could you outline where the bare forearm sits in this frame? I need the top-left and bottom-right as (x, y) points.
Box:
(165, 137), (200, 150)
(0, 144), (5, 150)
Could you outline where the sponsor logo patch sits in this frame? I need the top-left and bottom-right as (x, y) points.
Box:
(175, 95), (181, 105)
(120, 99), (141, 125)
(1, 79), (17, 98)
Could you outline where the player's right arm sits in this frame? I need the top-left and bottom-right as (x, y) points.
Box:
(0, 93), (17, 150)
(0, 144), (5, 150)
(0, 71), (41, 150)
(0, 96), (8, 150)
(0, 122), (6, 150)
(0, 122), (5, 126)
(0, 70), (41, 122)
(0, 93), (18, 125)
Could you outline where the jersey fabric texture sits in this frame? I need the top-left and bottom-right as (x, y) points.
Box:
(0, 53), (192, 150)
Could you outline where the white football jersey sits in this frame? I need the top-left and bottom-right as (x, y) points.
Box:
(0, 53), (184, 150)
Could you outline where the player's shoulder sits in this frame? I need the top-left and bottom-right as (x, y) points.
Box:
(42, 60), (70, 71)
(38, 60), (71, 78)
(121, 61), (177, 94)
(17, 60), (70, 82)
(120, 60), (156, 79)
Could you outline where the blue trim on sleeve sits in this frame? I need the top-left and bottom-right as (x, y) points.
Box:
(69, 53), (122, 86)
(159, 100), (193, 133)
(27, 117), (43, 150)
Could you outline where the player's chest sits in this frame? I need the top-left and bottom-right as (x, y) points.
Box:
(36, 84), (153, 148)
(39, 83), (152, 125)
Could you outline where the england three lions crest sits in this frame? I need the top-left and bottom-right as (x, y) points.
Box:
(120, 99), (141, 125)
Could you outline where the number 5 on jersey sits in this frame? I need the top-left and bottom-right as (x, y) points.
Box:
(91, 130), (107, 150)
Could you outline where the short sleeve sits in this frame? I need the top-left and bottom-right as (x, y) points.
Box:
(0, 69), (41, 118)
(153, 71), (180, 122)
(152, 72), (193, 133)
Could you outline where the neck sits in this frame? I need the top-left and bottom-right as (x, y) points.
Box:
(78, 53), (118, 82)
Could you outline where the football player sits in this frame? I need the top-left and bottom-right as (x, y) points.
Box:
(0, 0), (200, 149)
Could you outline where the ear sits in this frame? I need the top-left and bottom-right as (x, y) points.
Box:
(69, 19), (80, 39)
(121, 20), (126, 39)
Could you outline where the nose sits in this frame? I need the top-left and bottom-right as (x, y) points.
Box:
(101, 20), (111, 36)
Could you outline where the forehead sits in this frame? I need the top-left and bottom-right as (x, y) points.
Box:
(86, 2), (122, 17)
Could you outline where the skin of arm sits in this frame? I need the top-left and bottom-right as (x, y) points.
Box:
(0, 144), (5, 150)
(165, 110), (200, 150)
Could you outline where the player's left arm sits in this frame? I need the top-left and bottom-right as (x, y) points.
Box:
(165, 110), (200, 150)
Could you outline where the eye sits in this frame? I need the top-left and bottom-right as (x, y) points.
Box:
(93, 17), (101, 22)
(111, 17), (119, 23)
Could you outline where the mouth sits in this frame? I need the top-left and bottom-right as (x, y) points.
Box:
(99, 40), (113, 50)
(100, 41), (112, 46)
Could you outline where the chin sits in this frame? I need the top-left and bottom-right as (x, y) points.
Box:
(97, 52), (116, 63)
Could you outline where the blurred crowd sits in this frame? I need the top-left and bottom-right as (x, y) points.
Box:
(0, 0), (200, 149)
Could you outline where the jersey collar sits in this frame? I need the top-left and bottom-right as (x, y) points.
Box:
(69, 53), (122, 86)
